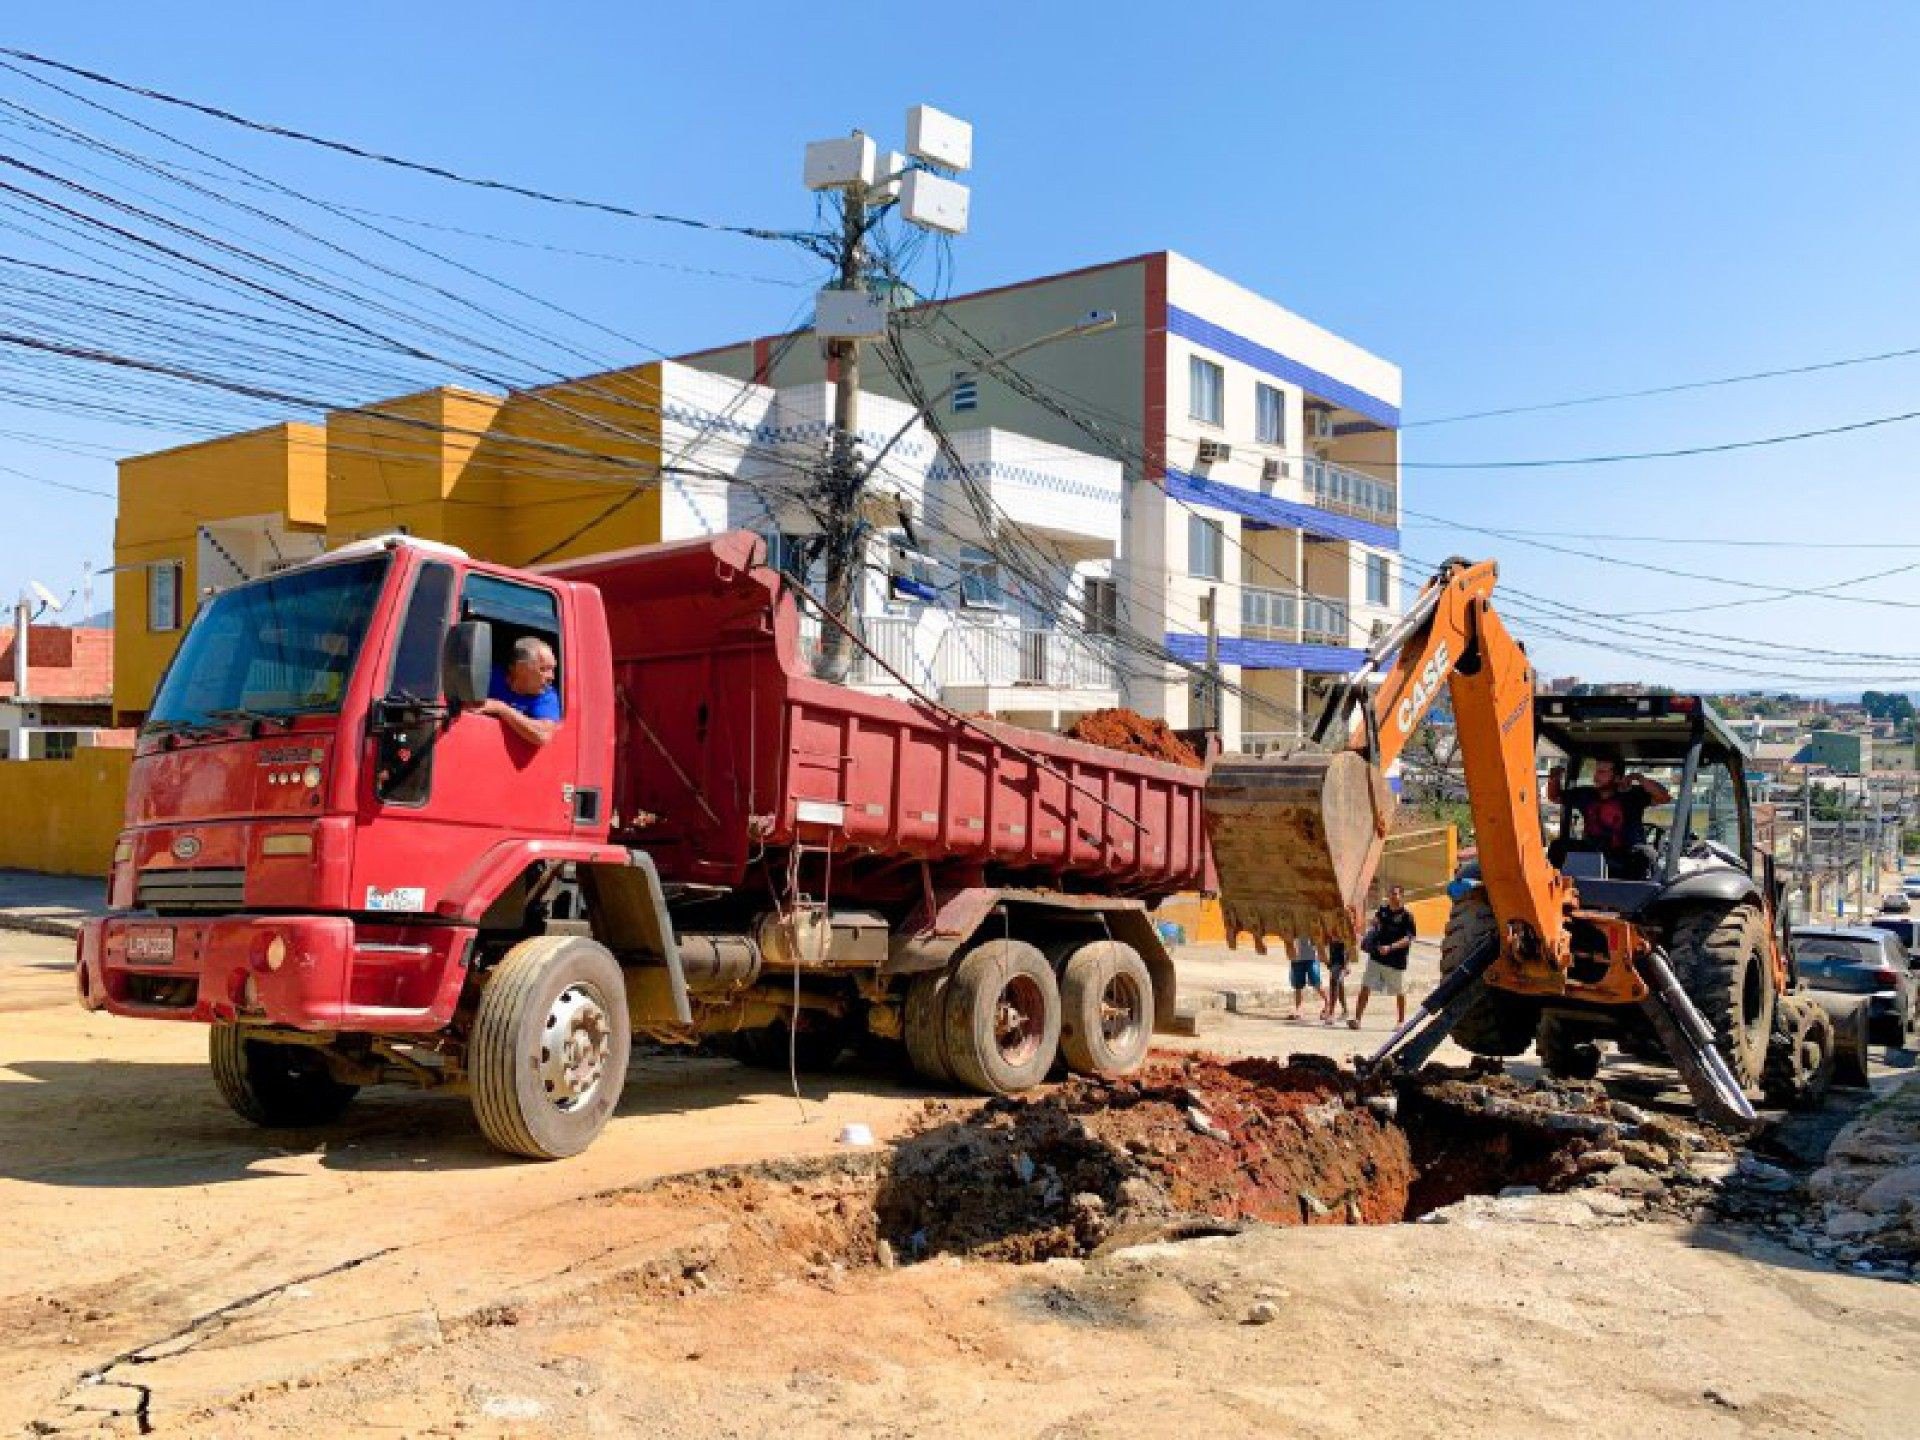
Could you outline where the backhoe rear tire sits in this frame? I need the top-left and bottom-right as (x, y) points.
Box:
(470, 935), (630, 1160)
(210, 1025), (358, 1128)
(1668, 903), (1773, 1096)
(1438, 890), (1538, 1057)
(1535, 1014), (1604, 1082)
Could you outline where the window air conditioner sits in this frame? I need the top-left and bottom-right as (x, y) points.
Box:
(1260, 458), (1287, 490)
(1197, 439), (1232, 465)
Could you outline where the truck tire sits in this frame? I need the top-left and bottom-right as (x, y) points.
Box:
(210, 1024), (358, 1127)
(943, 939), (1060, 1096)
(1668, 903), (1773, 1095)
(1763, 993), (1835, 1109)
(1438, 891), (1538, 1057)
(1535, 1014), (1603, 1082)
(1058, 940), (1153, 1078)
(470, 935), (630, 1160)
(903, 971), (954, 1084)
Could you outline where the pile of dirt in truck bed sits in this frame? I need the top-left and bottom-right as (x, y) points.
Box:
(1063, 708), (1204, 768)
(874, 1055), (1413, 1262)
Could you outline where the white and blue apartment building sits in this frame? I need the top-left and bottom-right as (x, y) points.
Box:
(686, 251), (1402, 749)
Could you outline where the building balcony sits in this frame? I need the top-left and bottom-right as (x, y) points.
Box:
(1241, 584), (1351, 647)
(1301, 458), (1396, 528)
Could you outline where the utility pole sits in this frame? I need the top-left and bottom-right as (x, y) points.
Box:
(1799, 765), (1813, 921)
(801, 109), (973, 682)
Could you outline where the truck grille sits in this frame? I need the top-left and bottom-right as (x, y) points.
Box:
(137, 867), (246, 913)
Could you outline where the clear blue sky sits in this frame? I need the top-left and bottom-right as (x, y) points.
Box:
(5, 2), (1918, 692)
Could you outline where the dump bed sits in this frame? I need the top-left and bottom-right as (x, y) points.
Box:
(552, 533), (1210, 901)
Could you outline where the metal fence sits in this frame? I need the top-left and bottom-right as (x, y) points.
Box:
(1302, 458), (1396, 525)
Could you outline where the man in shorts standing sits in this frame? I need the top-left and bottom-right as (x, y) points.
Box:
(1350, 886), (1418, 1030)
(1288, 934), (1326, 1021)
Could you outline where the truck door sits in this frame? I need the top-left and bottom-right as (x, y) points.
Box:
(362, 564), (582, 910)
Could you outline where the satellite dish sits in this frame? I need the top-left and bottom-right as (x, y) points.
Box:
(27, 580), (63, 613)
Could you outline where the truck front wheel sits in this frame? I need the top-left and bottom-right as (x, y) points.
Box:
(470, 935), (631, 1160)
(210, 1025), (359, 1128)
(943, 939), (1060, 1096)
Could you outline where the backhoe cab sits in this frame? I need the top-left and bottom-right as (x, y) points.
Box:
(1206, 558), (1833, 1129)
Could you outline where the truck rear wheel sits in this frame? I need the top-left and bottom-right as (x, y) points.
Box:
(210, 1025), (359, 1127)
(470, 935), (631, 1160)
(903, 971), (954, 1083)
(1668, 903), (1772, 1095)
(730, 1019), (845, 1073)
(1058, 940), (1153, 1078)
(943, 939), (1060, 1096)
(1438, 891), (1538, 1056)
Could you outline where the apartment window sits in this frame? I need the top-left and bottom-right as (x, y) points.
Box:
(958, 547), (1003, 610)
(1366, 553), (1393, 607)
(1189, 356), (1224, 426)
(1081, 577), (1118, 638)
(1255, 383), (1286, 445)
(951, 370), (979, 413)
(41, 731), (78, 762)
(1188, 515), (1224, 580)
(148, 561), (182, 633)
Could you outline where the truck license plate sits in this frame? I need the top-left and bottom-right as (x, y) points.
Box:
(125, 929), (175, 964)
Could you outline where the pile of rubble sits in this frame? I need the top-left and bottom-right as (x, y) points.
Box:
(875, 1056), (1411, 1262)
(1713, 1076), (1920, 1282)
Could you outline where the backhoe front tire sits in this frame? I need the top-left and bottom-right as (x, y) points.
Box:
(1535, 1014), (1604, 1082)
(1438, 890), (1538, 1057)
(1668, 903), (1773, 1096)
(470, 935), (630, 1160)
(210, 1025), (359, 1128)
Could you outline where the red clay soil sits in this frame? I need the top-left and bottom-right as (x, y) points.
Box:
(876, 1055), (1414, 1261)
(1064, 708), (1204, 768)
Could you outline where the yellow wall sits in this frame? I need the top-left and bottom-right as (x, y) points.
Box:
(114, 422), (327, 719)
(0, 750), (132, 877)
(113, 376), (672, 723)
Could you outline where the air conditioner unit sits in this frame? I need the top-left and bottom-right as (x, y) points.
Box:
(1307, 410), (1336, 441)
(1197, 439), (1232, 465)
(1260, 458), (1287, 491)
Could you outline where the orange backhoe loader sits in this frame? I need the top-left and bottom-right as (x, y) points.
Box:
(1206, 558), (1835, 1127)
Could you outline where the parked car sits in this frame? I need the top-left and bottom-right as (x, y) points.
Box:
(1869, 914), (1920, 957)
(1881, 891), (1913, 915)
(1793, 926), (1918, 1048)
(1903, 874), (1920, 897)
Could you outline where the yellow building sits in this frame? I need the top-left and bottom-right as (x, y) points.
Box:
(113, 367), (671, 723)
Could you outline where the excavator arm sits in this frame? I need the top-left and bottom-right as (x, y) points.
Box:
(1208, 556), (1571, 964)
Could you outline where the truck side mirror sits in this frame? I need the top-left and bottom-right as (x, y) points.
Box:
(443, 621), (492, 706)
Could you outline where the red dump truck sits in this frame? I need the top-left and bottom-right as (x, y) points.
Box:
(78, 531), (1210, 1157)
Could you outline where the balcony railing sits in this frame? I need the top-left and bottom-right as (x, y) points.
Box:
(1302, 458), (1396, 526)
(935, 620), (1117, 691)
(1241, 585), (1352, 647)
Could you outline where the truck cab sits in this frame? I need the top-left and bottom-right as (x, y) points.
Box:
(80, 535), (620, 1034)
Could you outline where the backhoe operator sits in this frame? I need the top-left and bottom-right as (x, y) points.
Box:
(1547, 758), (1672, 871)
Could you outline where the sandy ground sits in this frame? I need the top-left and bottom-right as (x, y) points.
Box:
(2, 930), (1915, 1438)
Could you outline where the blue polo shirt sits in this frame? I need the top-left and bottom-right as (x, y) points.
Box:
(488, 669), (561, 721)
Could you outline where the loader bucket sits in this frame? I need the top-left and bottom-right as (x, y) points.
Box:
(1204, 749), (1394, 952)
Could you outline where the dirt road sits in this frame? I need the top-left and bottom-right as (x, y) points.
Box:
(3, 929), (1916, 1438)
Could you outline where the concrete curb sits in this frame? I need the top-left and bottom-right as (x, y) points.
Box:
(0, 913), (86, 940)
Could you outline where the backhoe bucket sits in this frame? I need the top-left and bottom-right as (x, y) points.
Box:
(1204, 749), (1394, 951)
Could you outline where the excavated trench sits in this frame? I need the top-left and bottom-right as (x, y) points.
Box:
(629, 1056), (1711, 1287)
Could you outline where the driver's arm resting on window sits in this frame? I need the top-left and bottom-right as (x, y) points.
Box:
(478, 637), (560, 748)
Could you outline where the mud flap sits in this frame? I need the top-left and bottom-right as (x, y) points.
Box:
(1634, 948), (1757, 1130)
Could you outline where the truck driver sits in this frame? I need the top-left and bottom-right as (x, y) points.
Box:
(478, 636), (561, 748)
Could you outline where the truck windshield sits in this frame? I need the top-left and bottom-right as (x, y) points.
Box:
(146, 556), (390, 730)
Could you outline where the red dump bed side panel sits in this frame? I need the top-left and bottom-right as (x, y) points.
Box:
(550, 533), (1209, 898)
